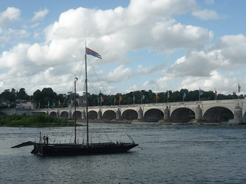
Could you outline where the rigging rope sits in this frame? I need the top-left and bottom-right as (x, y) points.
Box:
(87, 59), (108, 95)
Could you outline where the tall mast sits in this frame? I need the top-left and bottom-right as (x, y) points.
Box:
(85, 47), (89, 146)
(74, 78), (77, 145)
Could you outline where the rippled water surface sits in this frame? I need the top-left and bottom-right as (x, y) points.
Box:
(1, 123), (246, 183)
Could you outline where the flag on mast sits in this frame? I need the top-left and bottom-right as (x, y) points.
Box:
(86, 47), (102, 59)
(238, 83), (241, 93)
(183, 92), (186, 100)
(199, 88), (203, 101)
(155, 94), (159, 103)
(167, 91), (170, 98)
(199, 88), (203, 96)
(214, 89), (218, 100)
(142, 94), (145, 100)
(100, 96), (104, 103)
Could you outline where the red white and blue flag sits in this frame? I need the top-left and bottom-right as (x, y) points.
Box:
(86, 47), (102, 59)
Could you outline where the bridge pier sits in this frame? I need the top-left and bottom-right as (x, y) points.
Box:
(158, 106), (170, 123)
(116, 108), (121, 119)
(195, 105), (202, 121)
(82, 109), (85, 119)
(163, 106), (170, 122)
(98, 109), (102, 120)
(138, 107), (143, 120)
(57, 110), (60, 118)
(234, 104), (242, 124)
(70, 110), (73, 119)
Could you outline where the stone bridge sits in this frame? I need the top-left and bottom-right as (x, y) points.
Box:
(1, 99), (246, 123)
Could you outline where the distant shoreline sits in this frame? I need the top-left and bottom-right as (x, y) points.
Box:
(78, 119), (246, 126)
(2, 118), (245, 127)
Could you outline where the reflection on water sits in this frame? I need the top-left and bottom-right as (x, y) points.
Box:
(1, 124), (246, 183)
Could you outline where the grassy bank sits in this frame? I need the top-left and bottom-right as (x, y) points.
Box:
(0, 113), (74, 127)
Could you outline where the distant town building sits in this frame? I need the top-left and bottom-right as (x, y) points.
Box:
(0, 99), (11, 106)
(15, 99), (37, 109)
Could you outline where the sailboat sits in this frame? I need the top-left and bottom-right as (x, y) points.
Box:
(12, 47), (138, 156)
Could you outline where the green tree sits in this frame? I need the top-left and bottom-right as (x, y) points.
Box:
(33, 89), (42, 99)
(1, 89), (16, 102)
(17, 88), (28, 100)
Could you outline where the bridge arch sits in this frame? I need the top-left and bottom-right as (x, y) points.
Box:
(60, 111), (69, 119)
(170, 107), (195, 122)
(88, 110), (97, 119)
(73, 111), (82, 119)
(121, 109), (138, 120)
(203, 106), (233, 122)
(103, 110), (116, 120)
(50, 111), (57, 117)
(144, 109), (164, 121)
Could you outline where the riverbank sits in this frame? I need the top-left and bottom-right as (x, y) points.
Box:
(80, 119), (246, 126)
(0, 114), (74, 127)
(1, 122), (75, 127)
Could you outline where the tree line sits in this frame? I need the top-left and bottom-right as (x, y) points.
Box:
(0, 88), (65, 108)
(0, 87), (244, 108)
(95, 89), (244, 106)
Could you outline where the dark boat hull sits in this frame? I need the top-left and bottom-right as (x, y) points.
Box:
(31, 142), (138, 156)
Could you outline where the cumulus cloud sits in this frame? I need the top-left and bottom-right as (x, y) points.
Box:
(137, 63), (166, 75)
(0, 28), (29, 45)
(41, 0), (210, 66)
(127, 0), (197, 19)
(152, 34), (246, 94)
(126, 81), (151, 92)
(166, 34), (246, 78)
(31, 8), (49, 22)
(106, 65), (133, 82)
(214, 34), (246, 65)
(0, 8), (29, 45)
(0, 7), (21, 27)
(151, 23), (213, 52)
(0, 44), (29, 69)
(0, 0), (244, 95)
(27, 38), (80, 65)
(192, 9), (221, 20)
(179, 70), (240, 94)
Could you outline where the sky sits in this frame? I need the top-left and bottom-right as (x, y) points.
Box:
(0, 0), (246, 96)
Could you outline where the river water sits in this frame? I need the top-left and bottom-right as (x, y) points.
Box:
(1, 123), (246, 184)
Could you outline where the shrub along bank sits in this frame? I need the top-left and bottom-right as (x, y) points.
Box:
(0, 113), (73, 127)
